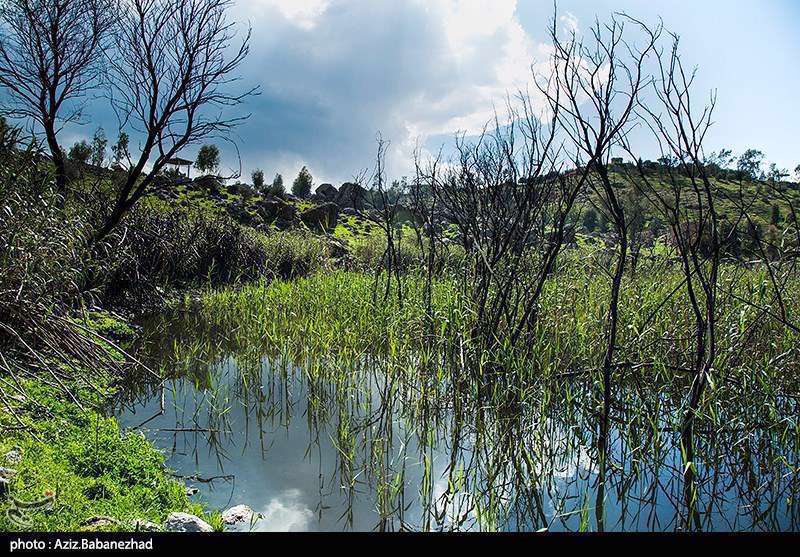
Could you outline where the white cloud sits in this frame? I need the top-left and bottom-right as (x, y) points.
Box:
(560, 12), (579, 35)
(244, 0), (331, 30)
(256, 489), (314, 532)
(228, 1), (579, 183)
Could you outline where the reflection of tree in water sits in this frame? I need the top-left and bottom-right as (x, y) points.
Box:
(112, 313), (800, 532)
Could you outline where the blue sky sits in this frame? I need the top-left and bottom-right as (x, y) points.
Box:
(55, 0), (800, 185)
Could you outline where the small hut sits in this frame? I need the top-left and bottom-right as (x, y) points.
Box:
(165, 157), (193, 178)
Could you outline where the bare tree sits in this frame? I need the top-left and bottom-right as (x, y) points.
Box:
(623, 28), (722, 529)
(92, 0), (256, 243)
(0, 0), (115, 196)
(541, 14), (661, 492)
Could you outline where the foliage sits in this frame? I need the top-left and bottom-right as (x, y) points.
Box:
(251, 168), (265, 192)
(270, 173), (285, 197)
(0, 380), (206, 532)
(195, 144), (220, 175)
(68, 141), (92, 163)
(291, 166), (312, 198)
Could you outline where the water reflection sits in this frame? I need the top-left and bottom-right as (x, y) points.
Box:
(112, 313), (800, 532)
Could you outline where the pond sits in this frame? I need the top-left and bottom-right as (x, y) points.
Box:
(114, 311), (800, 532)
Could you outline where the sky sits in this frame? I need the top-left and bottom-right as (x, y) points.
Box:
(55, 0), (800, 186)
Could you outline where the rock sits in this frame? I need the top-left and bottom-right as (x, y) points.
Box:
(0, 467), (17, 479)
(3, 449), (21, 465)
(134, 519), (161, 532)
(315, 183), (338, 201)
(185, 487), (199, 497)
(0, 478), (9, 499)
(341, 207), (360, 217)
(220, 505), (254, 525)
(81, 516), (119, 531)
(336, 182), (369, 210)
(194, 174), (223, 194)
(255, 198), (298, 223)
(163, 512), (214, 533)
(300, 202), (339, 232)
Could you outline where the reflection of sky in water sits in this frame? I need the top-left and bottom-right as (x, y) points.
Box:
(117, 348), (800, 532)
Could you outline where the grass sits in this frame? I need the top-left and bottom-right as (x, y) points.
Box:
(0, 379), (222, 532)
(126, 256), (800, 531)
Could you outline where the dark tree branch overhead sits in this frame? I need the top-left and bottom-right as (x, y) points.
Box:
(0, 0), (115, 196)
(93, 0), (257, 243)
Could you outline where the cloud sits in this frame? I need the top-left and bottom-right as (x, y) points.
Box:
(559, 12), (579, 35)
(256, 489), (314, 532)
(228, 0), (554, 185)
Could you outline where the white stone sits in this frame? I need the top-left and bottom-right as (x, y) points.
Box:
(163, 512), (213, 533)
(3, 450), (21, 465)
(221, 505), (254, 525)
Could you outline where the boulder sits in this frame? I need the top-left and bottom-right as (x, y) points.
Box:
(193, 175), (223, 194)
(336, 182), (369, 210)
(185, 487), (199, 497)
(254, 198), (298, 223)
(300, 203), (339, 231)
(315, 183), (338, 201)
(163, 512), (213, 533)
(221, 505), (254, 525)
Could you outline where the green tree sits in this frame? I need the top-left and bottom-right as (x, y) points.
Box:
(292, 166), (313, 198)
(737, 149), (764, 181)
(112, 132), (130, 167)
(770, 203), (782, 226)
(270, 173), (285, 197)
(0, 116), (19, 156)
(251, 168), (265, 192)
(68, 140), (92, 163)
(195, 144), (220, 175)
(582, 208), (598, 232)
(91, 128), (107, 167)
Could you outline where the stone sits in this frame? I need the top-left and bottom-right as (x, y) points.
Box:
(0, 467), (17, 479)
(255, 198), (298, 223)
(0, 478), (9, 499)
(185, 487), (199, 497)
(300, 202), (339, 231)
(220, 505), (254, 525)
(336, 182), (369, 210)
(134, 519), (161, 532)
(81, 516), (119, 530)
(3, 449), (21, 465)
(163, 512), (214, 533)
(315, 183), (338, 201)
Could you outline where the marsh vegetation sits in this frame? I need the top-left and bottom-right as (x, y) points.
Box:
(1, 1), (799, 533)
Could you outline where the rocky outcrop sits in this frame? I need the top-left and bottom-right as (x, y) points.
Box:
(163, 512), (214, 533)
(300, 202), (339, 231)
(336, 182), (369, 210)
(254, 198), (298, 223)
(221, 505), (255, 525)
(315, 183), (338, 201)
(193, 175), (223, 194)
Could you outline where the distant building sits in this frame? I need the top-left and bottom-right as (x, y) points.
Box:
(165, 157), (193, 178)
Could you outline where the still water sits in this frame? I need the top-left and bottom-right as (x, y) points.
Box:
(114, 314), (800, 532)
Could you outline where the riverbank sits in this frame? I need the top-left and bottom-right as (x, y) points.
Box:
(0, 313), (222, 532)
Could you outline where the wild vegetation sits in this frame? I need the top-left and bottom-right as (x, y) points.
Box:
(0, 1), (799, 533)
